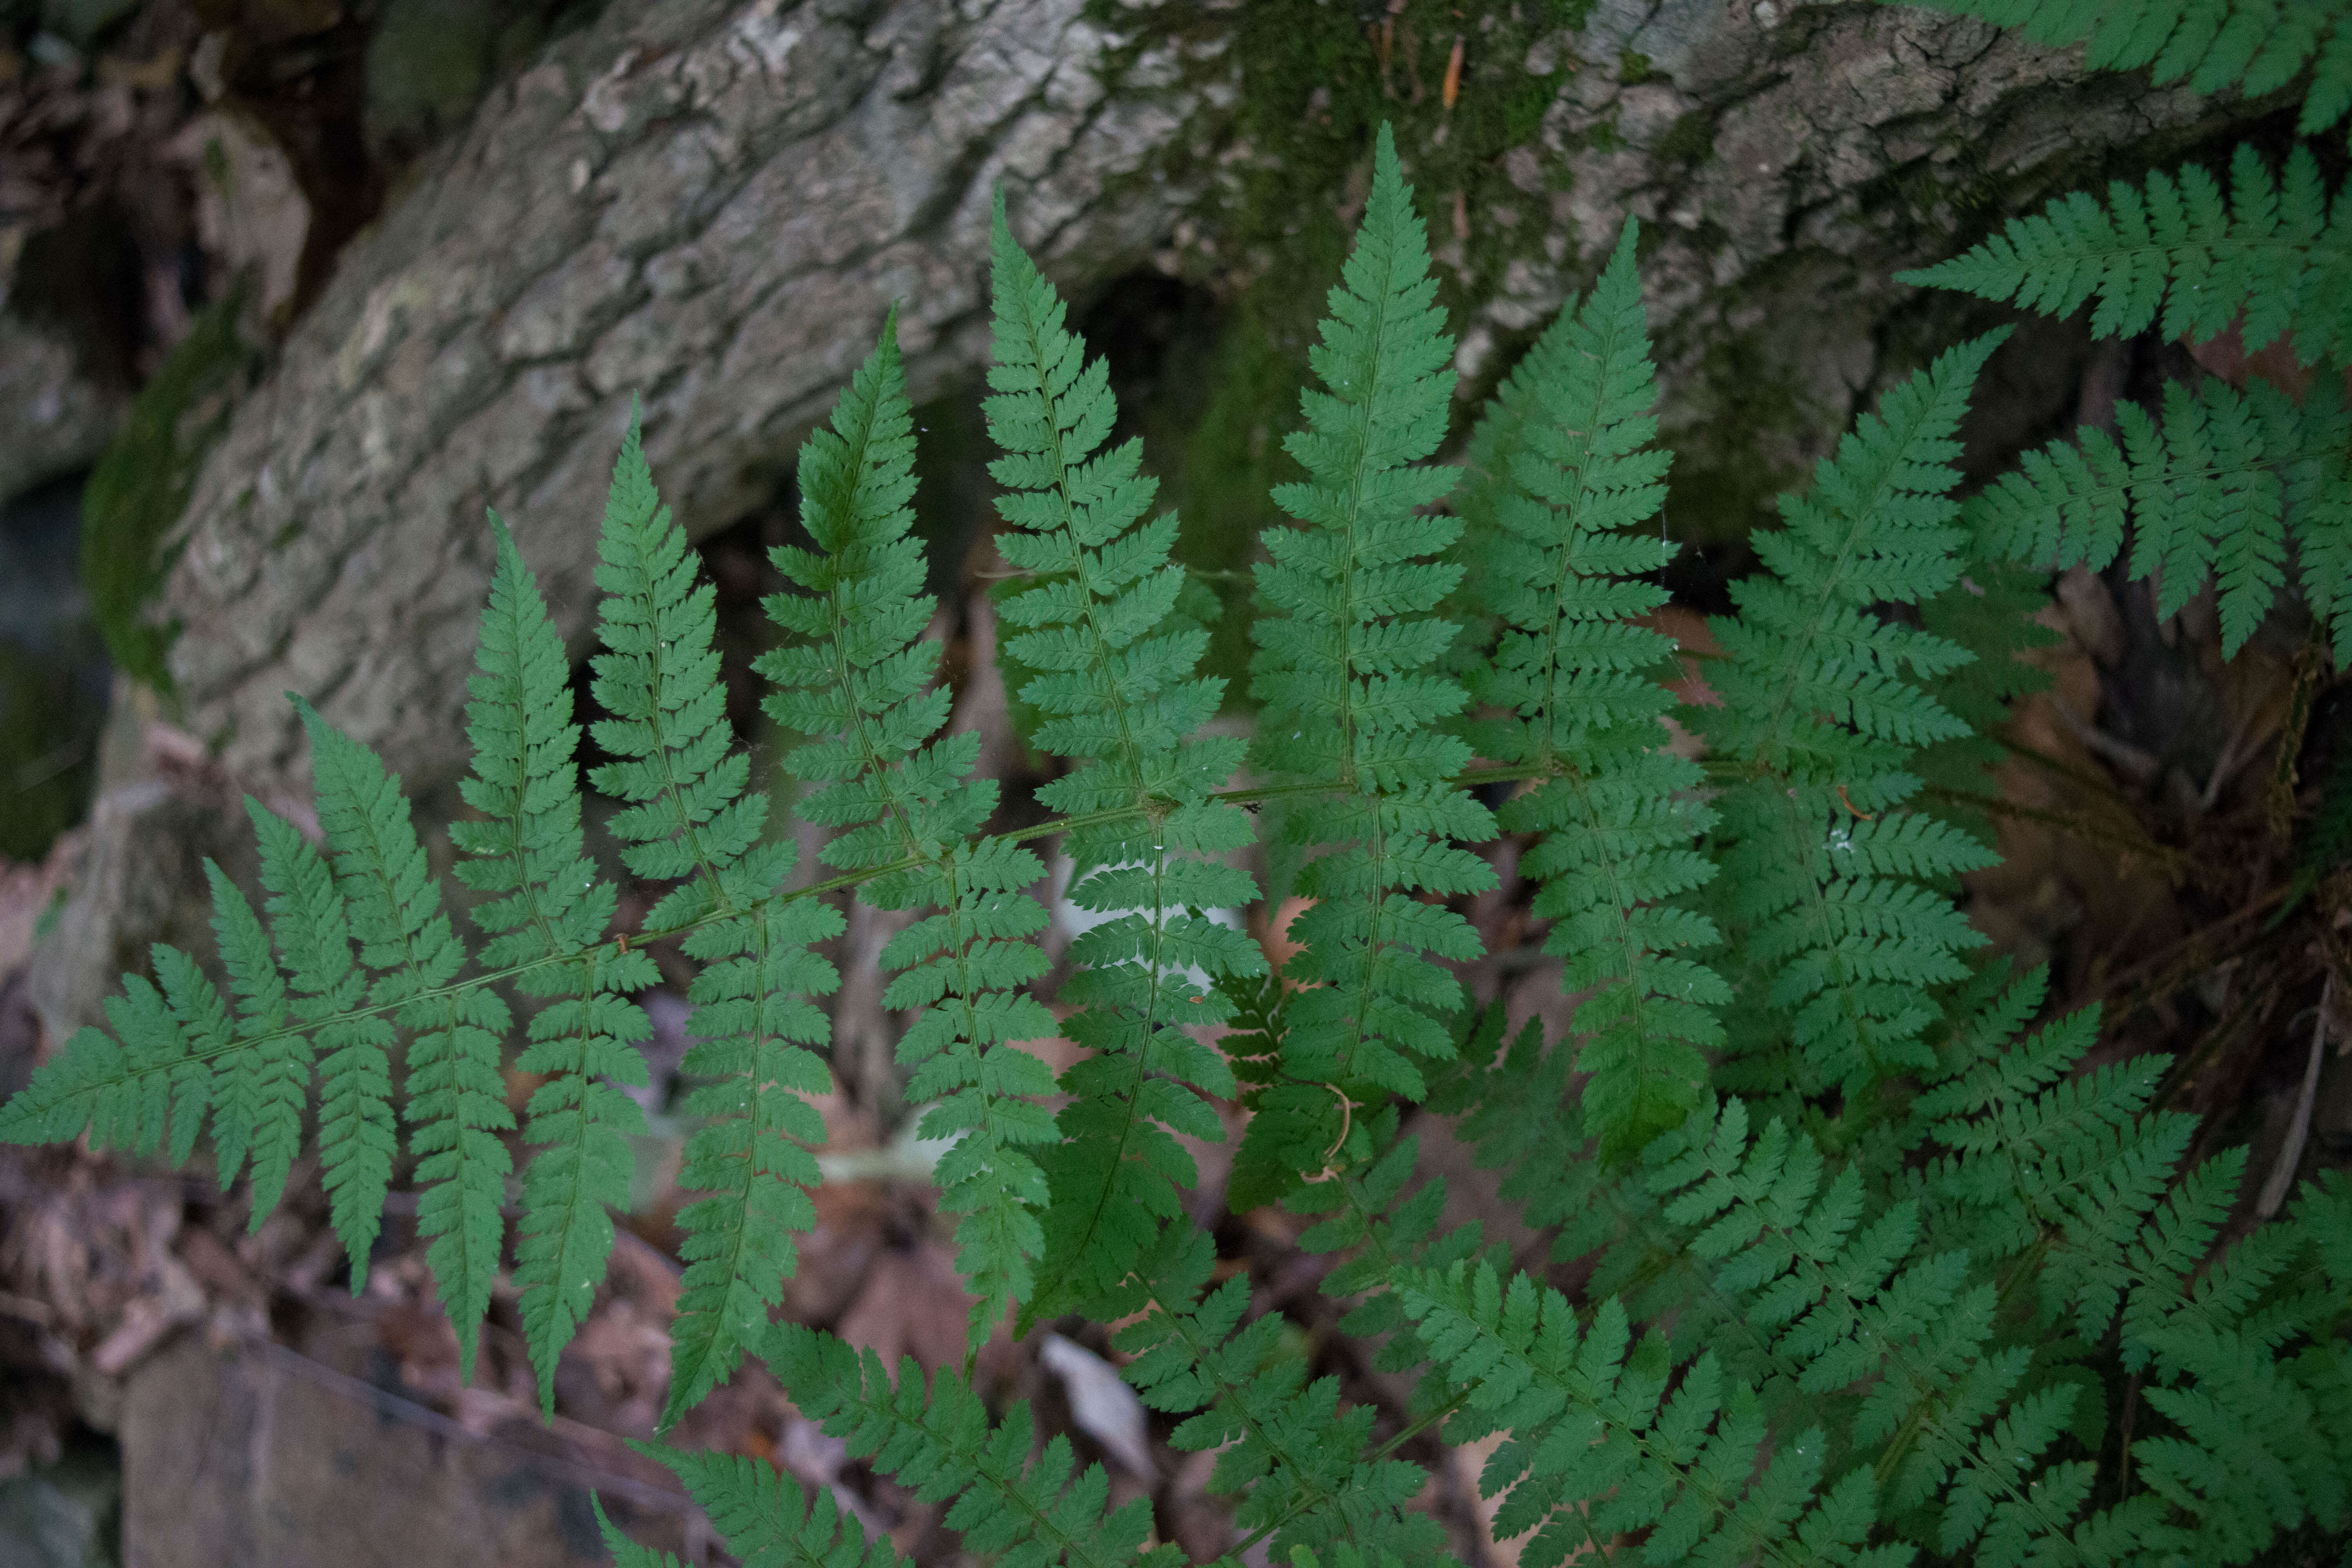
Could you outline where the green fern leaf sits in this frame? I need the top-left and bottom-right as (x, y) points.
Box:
(591, 1496), (683, 1568)
(298, 698), (514, 1370)
(451, 513), (657, 1407)
(198, 850), (308, 1219)
(577, 403), (843, 1423)
(629, 1446), (900, 1567)
(1109, 1228), (1446, 1562)
(247, 800), (396, 1286)
(1700, 334), (2005, 1094)
(1398, 1261), (1900, 1568)
(759, 313), (1057, 1346)
(1242, 122), (1495, 1198)
(1460, 217), (1722, 1156)
(759, 1321), (1178, 1568)
(982, 195), (1264, 1319)
(1900, 146), (2352, 355)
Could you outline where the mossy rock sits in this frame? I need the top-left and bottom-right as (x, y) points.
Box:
(79, 298), (254, 695)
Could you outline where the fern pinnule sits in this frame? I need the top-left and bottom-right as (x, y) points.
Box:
(1460, 217), (1722, 1157)
(982, 196), (1265, 1320)
(1239, 122), (1495, 1205)
(452, 513), (657, 1407)
(758, 312), (1058, 1347)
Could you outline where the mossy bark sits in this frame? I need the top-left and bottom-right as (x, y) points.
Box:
(33, 0), (2293, 1033)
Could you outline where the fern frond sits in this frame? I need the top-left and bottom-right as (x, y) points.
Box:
(1399, 1261), (1907, 1568)
(1461, 217), (1722, 1156)
(759, 314), (1058, 1346)
(1911, 556), (2060, 841)
(1967, 374), (2352, 659)
(451, 514), (656, 1406)
(1899, 0), (2352, 132)
(1646, 1098), (1993, 1437)
(1700, 335), (2006, 1094)
(1109, 1228), (1447, 1562)
(1242, 122), (1495, 1198)
(1901, 145), (2352, 356)
(629, 1446), (900, 1568)
(580, 405), (844, 1423)
(983, 199), (1265, 1319)
(588, 400), (776, 919)
(299, 698), (514, 1370)
(247, 800), (395, 1286)
(199, 855), (309, 1220)
(760, 1322), (1178, 1568)
(1910, 999), (2207, 1334)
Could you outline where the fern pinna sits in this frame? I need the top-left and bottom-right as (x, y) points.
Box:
(4, 111), (2350, 1567)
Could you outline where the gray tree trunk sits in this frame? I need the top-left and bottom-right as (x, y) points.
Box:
(28, 0), (2274, 1039)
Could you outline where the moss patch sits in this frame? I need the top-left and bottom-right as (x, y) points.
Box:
(80, 298), (254, 695)
(1080, 0), (1604, 704)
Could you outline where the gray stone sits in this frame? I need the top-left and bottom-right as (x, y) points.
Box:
(119, 1337), (690, 1568)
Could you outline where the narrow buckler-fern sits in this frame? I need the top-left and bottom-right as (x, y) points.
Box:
(6, 111), (2349, 1567)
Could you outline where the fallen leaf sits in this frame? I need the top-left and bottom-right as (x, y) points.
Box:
(1040, 1332), (1154, 1479)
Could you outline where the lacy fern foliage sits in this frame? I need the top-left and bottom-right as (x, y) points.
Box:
(5, 109), (2349, 1568)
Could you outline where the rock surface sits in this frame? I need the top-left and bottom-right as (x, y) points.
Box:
(120, 1336), (690, 1568)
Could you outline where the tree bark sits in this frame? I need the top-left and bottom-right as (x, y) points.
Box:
(29, 0), (2281, 1037)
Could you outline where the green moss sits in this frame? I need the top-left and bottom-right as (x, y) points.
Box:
(1618, 49), (1653, 84)
(1656, 109), (1716, 166)
(80, 298), (253, 694)
(1660, 333), (1810, 549)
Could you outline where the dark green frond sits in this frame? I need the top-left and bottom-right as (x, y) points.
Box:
(300, 697), (513, 1372)
(629, 1446), (900, 1567)
(1900, 146), (2352, 356)
(1459, 218), (1720, 1156)
(248, 800), (395, 1287)
(1241, 122), (1494, 1200)
(1699, 334), (2006, 1096)
(984, 196), (1264, 1319)
(576, 407), (844, 1423)
(1109, 1228), (1447, 1563)
(453, 514), (655, 1406)
(759, 314), (1057, 1346)
(760, 1322), (1178, 1568)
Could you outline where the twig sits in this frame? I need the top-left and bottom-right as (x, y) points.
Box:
(2258, 976), (2330, 1218)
